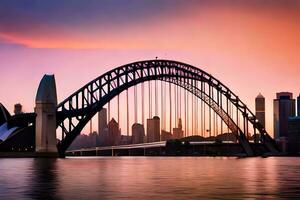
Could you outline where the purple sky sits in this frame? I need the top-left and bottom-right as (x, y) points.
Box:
(0, 0), (299, 136)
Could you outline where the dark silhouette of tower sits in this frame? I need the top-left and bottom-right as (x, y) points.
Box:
(255, 93), (265, 128)
(98, 108), (107, 135)
(274, 92), (295, 139)
(108, 118), (120, 146)
(297, 93), (300, 116)
(173, 118), (183, 139)
(132, 123), (145, 144)
(147, 116), (160, 142)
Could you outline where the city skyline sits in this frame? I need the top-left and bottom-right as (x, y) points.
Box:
(0, 0), (299, 137)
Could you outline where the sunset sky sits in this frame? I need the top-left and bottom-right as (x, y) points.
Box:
(0, 0), (299, 136)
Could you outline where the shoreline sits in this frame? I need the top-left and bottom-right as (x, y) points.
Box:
(0, 152), (298, 158)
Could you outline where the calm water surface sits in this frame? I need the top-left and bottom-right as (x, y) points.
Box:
(0, 157), (300, 199)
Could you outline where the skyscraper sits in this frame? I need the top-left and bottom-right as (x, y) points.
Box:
(255, 93), (265, 128)
(132, 123), (145, 144)
(98, 108), (107, 135)
(274, 92), (295, 139)
(287, 116), (300, 153)
(173, 118), (183, 139)
(147, 116), (160, 142)
(108, 118), (120, 146)
(297, 93), (300, 116)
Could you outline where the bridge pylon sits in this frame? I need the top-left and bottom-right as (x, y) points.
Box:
(35, 75), (58, 156)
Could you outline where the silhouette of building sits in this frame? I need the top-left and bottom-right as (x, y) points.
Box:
(108, 118), (120, 146)
(120, 135), (132, 145)
(287, 116), (300, 154)
(274, 92), (295, 139)
(132, 123), (145, 144)
(255, 93), (265, 128)
(173, 118), (183, 139)
(14, 103), (23, 115)
(161, 130), (172, 141)
(98, 108), (107, 135)
(147, 116), (160, 142)
(99, 128), (109, 146)
(297, 94), (300, 116)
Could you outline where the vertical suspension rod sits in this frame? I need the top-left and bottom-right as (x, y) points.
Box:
(216, 90), (219, 136)
(195, 81), (198, 135)
(243, 114), (246, 138)
(90, 118), (93, 134)
(212, 87), (215, 136)
(187, 81), (189, 137)
(161, 81), (164, 130)
(169, 82), (172, 134)
(192, 79), (194, 136)
(155, 80), (158, 116)
(227, 97), (229, 134)
(202, 81), (205, 137)
(108, 101), (110, 123)
(209, 84), (212, 137)
(134, 85), (137, 123)
(220, 91), (223, 134)
(236, 101), (239, 132)
(200, 81), (203, 136)
(126, 89), (129, 136)
(184, 81), (187, 137)
(174, 84), (177, 127)
(164, 81), (167, 130)
(118, 94), (120, 127)
(179, 82), (181, 119)
(142, 82), (145, 125)
(149, 81), (152, 118)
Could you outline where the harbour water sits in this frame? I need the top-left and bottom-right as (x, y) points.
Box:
(0, 157), (300, 199)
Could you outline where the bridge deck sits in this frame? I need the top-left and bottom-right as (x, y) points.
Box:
(65, 141), (249, 157)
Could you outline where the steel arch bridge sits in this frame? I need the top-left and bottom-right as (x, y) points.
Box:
(56, 59), (278, 157)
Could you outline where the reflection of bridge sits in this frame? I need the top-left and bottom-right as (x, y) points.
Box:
(0, 60), (279, 157)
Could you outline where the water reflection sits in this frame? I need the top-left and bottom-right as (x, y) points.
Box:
(27, 158), (59, 200)
(0, 157), (300, 199)
(0, 159), (32, 199)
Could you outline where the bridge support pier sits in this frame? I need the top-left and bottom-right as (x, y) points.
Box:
(35, 75), (58, 157)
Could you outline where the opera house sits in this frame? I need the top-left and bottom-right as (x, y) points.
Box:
(0, 103), (35, 152)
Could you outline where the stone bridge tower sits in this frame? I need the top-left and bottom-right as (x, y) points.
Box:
(35, 75), (58, 155)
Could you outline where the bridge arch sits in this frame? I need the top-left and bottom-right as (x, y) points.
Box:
(56, 60), (277, 156)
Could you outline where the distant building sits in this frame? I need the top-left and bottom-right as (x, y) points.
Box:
(120, 135), (132, 145)
(297, 94), (300, 116)
(132, 123), (145, 144)
(161, 130), (172, 141)
(287, 116), (300, 154)
(274, 92), (295, 139)
(88, 131), (98, 147)
(14, 103), (23, 115)
(108, 118), (120, 146)
(98, 108), (107, 135)
(255, 93), (265, 128)
(173, 118), (183, 139)
(99, 128), (109, 146)
(147, 116), (160, 142)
